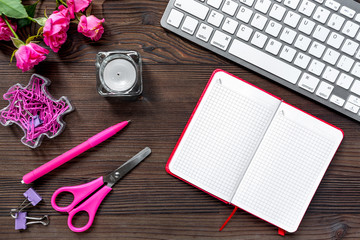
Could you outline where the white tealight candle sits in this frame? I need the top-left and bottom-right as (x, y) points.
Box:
(103, 59), (137, 92)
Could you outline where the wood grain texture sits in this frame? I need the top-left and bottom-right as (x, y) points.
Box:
(0, 0), (359, 239)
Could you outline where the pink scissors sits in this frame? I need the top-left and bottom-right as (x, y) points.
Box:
(51, 147), (151, 232)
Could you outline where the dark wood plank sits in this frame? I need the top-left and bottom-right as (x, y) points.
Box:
(0, 0), (359, 239)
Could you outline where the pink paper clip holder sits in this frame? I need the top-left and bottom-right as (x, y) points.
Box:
(0, 74), (74, 148)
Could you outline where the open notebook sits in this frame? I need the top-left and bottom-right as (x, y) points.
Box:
(167, 69), (343, 233)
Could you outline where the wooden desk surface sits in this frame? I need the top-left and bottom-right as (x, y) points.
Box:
(0, 0), (359, 239)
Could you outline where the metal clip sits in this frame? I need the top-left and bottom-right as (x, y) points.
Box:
(10, 188), (42, 218)
(14, 212), (49, 230)
(14, 100), (43, 128)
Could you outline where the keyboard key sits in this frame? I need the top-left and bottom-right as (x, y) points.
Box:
(316, 81), (334, 99)
(348, 95), (360, 107)
(342, 21), (360, 38)
(327, 14), (345, 31)
(294, 53), (311, 69)
(207, 0), (223, 9)
(236, 6), (253, 23)
(210, 30), (232, 50)
(174, 0), (209, 20)
(313, 25), (330, 42)
(298, 73), (319, 92)
(340, 6), (355, 19)
(251, 13), (268, 30)
(344, 101), (359, 113)
(298, 18), (315, 35)
(355, 13), (360, 23)
(265, 38), (282, 55)
(229, 39), (302, 84)
(298, 0), (316, 16)
(280, 45), (297, 62)
(330, 94), (345, 106)
(222, 17), (239, 34)
(324, 0), (340, 11)
(222, 0), (239, 16)
(208, 10), (224, 27)
(284, 11), (301, 28)
(350, 80), (360, 96)
(341, 39), (359, 56)
(237, 24), (253, 41)
(351, 62), (360, 78)
(308, 41), (326, 58)
(323, 66), (339, 82)
(280, 27), (297, 44)
(254, 0), (272, 14)
(313, 6), (330, 23)
(167, 9), (184, 28)
(269, 4), (286, 21)
(308, 59), (325, 76)
(196, 23), (214, 42)
(284, 0), (300, 9)
(322, 48), (340, 65)
(337, 55), (354, 72)
(355, 50), (360, 60)
(239, 0), (255, 7)
(251, 31), (268, 48)
(327, 32), (344, 49)
(294, 34), (311, 51)
(265, 20), (282, 37)
(336, 73), (354, 89)
(181, 16), (199, 35)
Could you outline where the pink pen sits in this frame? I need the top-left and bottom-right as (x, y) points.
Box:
(21, 120), (131, 184)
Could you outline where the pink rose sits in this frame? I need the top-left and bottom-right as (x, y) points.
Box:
(67, 0), (92, 19)
(15, 43), (49, 72)
(77, 15), (105, 41)
(0, 17), (17, 41)
(43, 5), (70, 52)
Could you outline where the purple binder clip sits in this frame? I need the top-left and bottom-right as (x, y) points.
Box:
(10, 188), (42, 218)
(15, 212), (49, 230)
(23, 188), (42, 206)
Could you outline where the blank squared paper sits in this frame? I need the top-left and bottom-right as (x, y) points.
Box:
(169, 71), (280, 202)
(232, 103), (343, 232)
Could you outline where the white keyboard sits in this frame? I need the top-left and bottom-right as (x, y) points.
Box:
(161, 0), (360, 122)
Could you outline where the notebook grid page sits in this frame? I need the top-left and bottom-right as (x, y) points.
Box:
(232, 110), (335, 230)
(171, 82), (275, 200)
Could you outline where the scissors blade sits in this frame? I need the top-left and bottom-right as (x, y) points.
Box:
(103, 147), (151, 187)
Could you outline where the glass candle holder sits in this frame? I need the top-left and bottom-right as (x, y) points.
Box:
(96, 50), (143, 99)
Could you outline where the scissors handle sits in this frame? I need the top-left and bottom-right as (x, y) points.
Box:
(67, 185), (112, 232)
(51, 177), (104, 212)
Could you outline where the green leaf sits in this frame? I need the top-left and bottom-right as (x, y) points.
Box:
(24, 3), (37, 18)
(33, 17), (47, 26)
(37, 26), (43, 36)
(75, 12), (83, 21)
(10, 49), (17, 63)
(0, 0), (28, 19)
(25, 35), (37, 44)
(17, 2), (38, 28)
(85, 4), (92, 17)
(11, 37), (24, 49)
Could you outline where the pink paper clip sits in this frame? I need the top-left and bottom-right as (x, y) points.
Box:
(0, 74), (74, 148)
